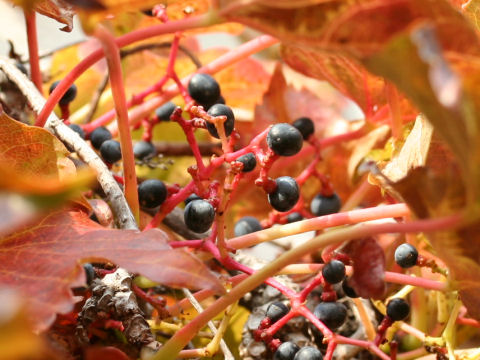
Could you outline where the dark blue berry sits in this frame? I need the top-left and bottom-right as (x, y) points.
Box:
(234, 216), (262, 237)
(268, 176), (300, 212)
(90, 126), (112, 150)
(322, 260), (346, 284)
(134, 141), (156, 160)
(15, 62), (28, 76)
(155, 101), (176, 121)
(138, 179), (167, 209)
(83, 263), (95, 285)
(342, 278), (358, 298)
(206, 104), (235, 138)
(386, 298), (410, 321)
(100, 140), (122, 164)
(267, 123), (303, 157)
(293, 346), (323, 360)
(184, 193), (202, 206)
(394, 243), (418, 268)
(313, 302), (347, 330)
(188, 73), (220, 109)
(142, 8), (154, 16)
(236, 152), (256, 172)
(310, 193), (341, 217)
(287, 212), (303, 223)
(49, 80), (77, 106)
(266, 301), (289, 323)
(274, 342), (300, 360)
(292, 117), (315, 140)
(184, 199), (215, 233)
(69, 123), (85, 139)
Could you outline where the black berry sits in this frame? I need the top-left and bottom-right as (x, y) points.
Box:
(184, 199), (215, 233)
(15, 62), (28, 76)
(188, 73), (220, 109)
(268, 176), (300, 212)
(206, 104), (235, 138)
(394, 243), (418, 268)
(69, 123), (85, 139)
(267, 123), (303, 157)
(313, 302), (347, 330)
(138, 179), (167, 209)
(134, 141), (156, 160)
(287, 212), (303, 223)
(236, 152), (256, 172)
(342, 278), (358, 298)
(234, 216), (262, 237)
(90, 126), (112, 150)
(155, 101), (176, 121)
(184, 193), (202, 206)
(274, 342), (300, 360)
(266, 301), (289, 323)
(322, 260), (346, 284)
(386, 298), (410, 321)
(49, 80), (77, 106)
(310, 193), (341, 217)
(292, 117), (315, 140)
(100, 140), (122, 164)
(142, 8), (154, 16)
(293, 346), (323, 360)
(83, 263), (95, 286)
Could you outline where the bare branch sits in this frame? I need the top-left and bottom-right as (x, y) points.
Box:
(0, 56), (137, 230)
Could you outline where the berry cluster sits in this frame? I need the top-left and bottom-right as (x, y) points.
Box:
(43, 27), (440, 360)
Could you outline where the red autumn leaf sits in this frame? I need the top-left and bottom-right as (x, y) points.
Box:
(0, 210), (224, 331)
(237, 62), (348, 144)
(34, 0), (76, 32)
(343, 237), (386, 299)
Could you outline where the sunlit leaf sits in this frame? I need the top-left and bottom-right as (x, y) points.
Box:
(0, 210), (224, 331)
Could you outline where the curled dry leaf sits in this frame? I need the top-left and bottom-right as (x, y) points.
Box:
(34, 0), (76, 32)
(0, 210), (224, 331)
(343, 237), (386, 299)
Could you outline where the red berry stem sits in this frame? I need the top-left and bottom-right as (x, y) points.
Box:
(24, 10), (43, 96)
(132, 283), (170, 319)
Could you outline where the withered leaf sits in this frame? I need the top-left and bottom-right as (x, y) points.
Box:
(343, 237), (386, 299)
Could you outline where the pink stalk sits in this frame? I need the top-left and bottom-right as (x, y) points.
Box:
(384, 271), (448, 292)
(227, 203), (410, 249)
(95, 25), (139, 221)
(35, 13), (218, 127)
(221, 256), (296, 298)
(24, 11), (42, 95)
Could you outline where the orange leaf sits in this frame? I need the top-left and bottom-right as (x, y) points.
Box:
(0, 210), (224, 331)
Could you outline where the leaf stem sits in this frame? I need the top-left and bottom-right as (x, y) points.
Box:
(24, 10), (42, 95)
(94, 25), (139, 222)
